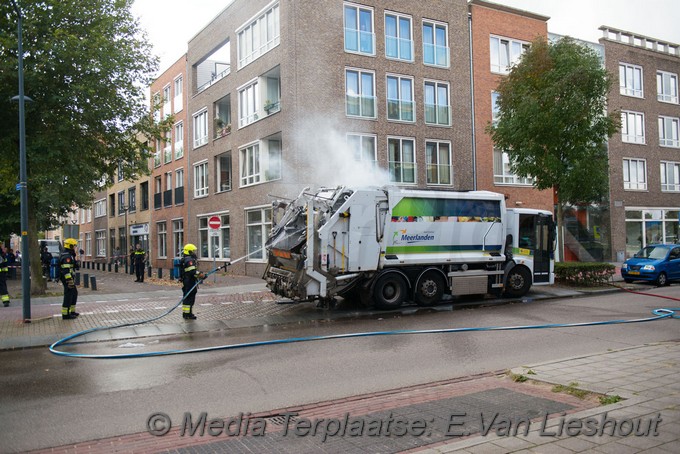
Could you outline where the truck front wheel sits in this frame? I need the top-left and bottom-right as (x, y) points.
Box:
(373, 273), (408, 309)
(504, 266), (532, 298)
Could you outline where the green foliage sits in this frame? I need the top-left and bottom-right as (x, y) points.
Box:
(555, 262), (615, 286)
(552, 382), (589, 399)
(599, 394), (622, 406)
(0, 0), (167, 231)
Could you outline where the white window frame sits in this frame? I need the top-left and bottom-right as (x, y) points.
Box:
(192, 109), (208, 148)
(174, 121), (184, 159)
(245, 206), (271, 262)
(425, 140), (452, 186)
(657, 70), (679, 104)
(193, 160), (208, 198)
(172, 219), (184, 258)
(175, 168), (184, 189)
(345, 68), (376, 119)
(94, 199), (106, 218)
(84, 232), (92, 257)
(238, 79), (259, 128)
(239, 139), (281, 187)
(493, 148), (533, 186)
(658, 116), (680, 148)
(157, 222), (167, 259)
(162, 84), (171, 119)
(343, 2), (375, 56)
(661, 161), (680, 192)
(621, 111), (645, 144)
(490, 35), (528, 75)
(619, 63), (643, 98)
(386, 74), (415, 123)
(347, 133), (377, 168)
(623, 158), (647, 191)
(384, 11), (413, 62)
(237, 1), (280, 69)
(387, 136), (416, 184)
(173, 75), (183, 113)
(422, 20), (449, 67)
(216, 152), (232, 192)
(424, 80), (450, 126)
(95, 230), (106, 257)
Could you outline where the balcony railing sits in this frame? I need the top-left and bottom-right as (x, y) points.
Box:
(163, 189), (172, 207)
(153, 193), (162, 210)
(175, 187), (184, 205)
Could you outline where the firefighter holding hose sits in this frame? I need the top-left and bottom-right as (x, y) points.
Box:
(179, 243), (206, 320)
(59, 238), (80, 319)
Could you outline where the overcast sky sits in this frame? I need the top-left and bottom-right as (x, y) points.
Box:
(131, 0), (680, 75)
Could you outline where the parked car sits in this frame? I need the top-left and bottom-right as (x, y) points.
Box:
(621, 244), (680, 286)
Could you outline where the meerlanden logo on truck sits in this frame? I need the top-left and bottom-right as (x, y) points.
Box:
(392, 230), (436, 245)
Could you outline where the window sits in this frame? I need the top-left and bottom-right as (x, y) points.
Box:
(239, 80), (259, 127)
(95, 231), (106, 257)
(343, 3), (374, 55)
(117, 161), (124, 182)
(214, 95), (232, 139)
(345, 69), (376, 118)
(84, 232), (92, 256)
(163, 130), (172, 164)
(140, 181), (149, 211)
(193, 109), (208, 148)
(173, 75), (183, 113)
(621, 111), (645, 144)
(658, 116), (679, 147)
(490, 36), (528, 74)
(117, 191), (125, 215)
(425, 141), (452, 185)
(347, 133), (377, 167)
(152, 92), (161, 123)
(172, 220), (184, 258)
(237, 2), (279, 68)
(109, 194), (115, 217)
(388, 137), (416, 184)
(94, 199), (106, 218)
(194, 161), (208, 197)
(385, 12), (412, 61)
(491, 91), (500, 124)
(162, 85), (171, 118)
(387, 75), (414, 122)
(619, 63), (643, 98)
(154, 139), (161, 167)
(174, 122), (184, 159)
(657, 71), (678, 104)
(198, 214), (230, 259)
(175, 169), (184, 205)
(245, 207), (271, 261)
(661, 161), (680, 192)
(157, 222), (167, 258)
(240, 137), (281, 187)
(216, 152), (232, 192)
(424, 81), (450, 126)
(128, 187), (136, 212)
(423, 20), (448, 67)
(623, 158), (647, 190)
(494, 149), (533, 185)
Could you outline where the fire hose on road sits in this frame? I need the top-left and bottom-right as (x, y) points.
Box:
(49, 273), (680, 360)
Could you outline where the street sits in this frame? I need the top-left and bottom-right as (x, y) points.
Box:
(1, 286), (679, 452)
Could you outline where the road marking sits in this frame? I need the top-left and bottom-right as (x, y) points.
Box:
(131, 308), (144, 312)
(105, 310), (119, 313)
(154, 306), (167, 310)
(243, 301), (254, 304)
(221, 302), (233, 305)
(199, 303), (213, 306)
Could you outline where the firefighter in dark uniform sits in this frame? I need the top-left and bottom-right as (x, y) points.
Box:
(1, 244), (10, 307)
(59, 238), (80, 319)
(133, 243), (146, 282)
(179, 243), (205, 320)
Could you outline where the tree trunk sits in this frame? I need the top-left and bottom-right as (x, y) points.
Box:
(28, 197), (47, 296)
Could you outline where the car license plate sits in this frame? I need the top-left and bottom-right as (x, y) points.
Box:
(628, 271), (640, 275)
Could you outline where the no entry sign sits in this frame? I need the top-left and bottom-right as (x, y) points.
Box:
(208, 216), (221, 230)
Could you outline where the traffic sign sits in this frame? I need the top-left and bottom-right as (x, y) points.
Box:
(208, 216), (221, 230)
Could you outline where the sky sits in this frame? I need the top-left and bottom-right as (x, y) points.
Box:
(131, 0), (680, 76)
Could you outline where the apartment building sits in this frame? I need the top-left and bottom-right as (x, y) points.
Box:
(186, 0), (475, 276)
(601, 27), (680, 259)
(468, 0), (552, 211)
(150, 55), (189, 270)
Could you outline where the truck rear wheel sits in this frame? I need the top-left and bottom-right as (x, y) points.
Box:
(504, 266), (532, 298)
(373, 273), (408, 309)
(415, 271), (446, 306)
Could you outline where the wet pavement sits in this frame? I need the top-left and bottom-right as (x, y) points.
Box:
(2, 265), (679, 453)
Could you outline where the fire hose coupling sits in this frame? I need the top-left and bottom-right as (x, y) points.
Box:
(339, 211), (350, 218)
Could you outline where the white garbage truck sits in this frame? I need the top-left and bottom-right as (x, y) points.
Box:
(264, 186), (555, 309)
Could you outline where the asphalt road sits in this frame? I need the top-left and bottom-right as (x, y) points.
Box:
(1, 286), (679, 452)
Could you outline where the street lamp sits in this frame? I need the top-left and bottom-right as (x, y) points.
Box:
(121, 204), (130, 270)
(10, 0), (31, 322)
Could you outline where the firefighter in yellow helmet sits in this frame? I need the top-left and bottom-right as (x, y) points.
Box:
(59, 238), (80, 319)
(179, 243), (205, 320)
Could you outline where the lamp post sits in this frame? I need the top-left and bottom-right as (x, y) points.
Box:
(10, 0), (31, 322)
(121, 204), (129, 269)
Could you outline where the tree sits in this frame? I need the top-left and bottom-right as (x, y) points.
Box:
(488, 37), (619, 261)
(0, 0), (168, 294)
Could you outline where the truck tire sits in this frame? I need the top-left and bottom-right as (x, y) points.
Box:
(373, 273), (408, 309)
(415, 271), (446, 306)
(504, 266), (532, 298)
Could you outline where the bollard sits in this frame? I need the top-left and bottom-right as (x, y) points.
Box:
(125, 262), (128, 274)
(158, 268), (163, 279)
(148, 265), (152, 278)
(83, 273), (89, 288)
(96, 262), (100, 271)
(90, 276), (97, 291)
(115, 263), (118, 273)
(75, 272), (80, 286)
(108, 263), (111, 272)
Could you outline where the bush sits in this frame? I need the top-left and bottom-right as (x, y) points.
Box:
(554, 262), (615, 286)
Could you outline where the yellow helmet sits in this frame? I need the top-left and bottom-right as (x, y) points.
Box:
(64, 238), (78, 249)
(183, 243), (197, 255)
